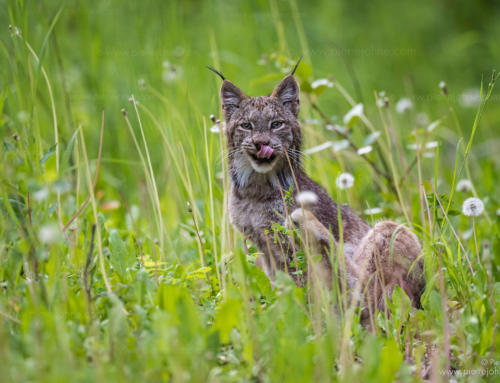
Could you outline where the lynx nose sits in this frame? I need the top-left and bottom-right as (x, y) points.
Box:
(252, 135), (271, 152)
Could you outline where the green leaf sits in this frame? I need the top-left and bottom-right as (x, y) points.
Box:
(48, 202), (59, 215)
(428, 290), (442, 320)
(39, 143), (58, 165)
(0, 90), (6, 126)
(212, 298), (242, 343)
(380, 338), (403, 381)
(61, 128), (79, 174)
(109, 230), (136, 278)
(186, 266), (211, 280)
(248, 263), (272, 297)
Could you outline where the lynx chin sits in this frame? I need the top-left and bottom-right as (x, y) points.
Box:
(211, 60), (425, 325)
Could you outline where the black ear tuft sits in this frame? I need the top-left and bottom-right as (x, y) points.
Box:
(206, 66), (226, 81)
(220, 80), (247, 121)
(291, 56), (303, 76)
(271, 75), (300, 117)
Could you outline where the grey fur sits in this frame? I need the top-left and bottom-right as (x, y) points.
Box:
(218, 73), (424, 317)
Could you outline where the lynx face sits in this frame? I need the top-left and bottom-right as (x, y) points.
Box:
(220, 75), (302, 188)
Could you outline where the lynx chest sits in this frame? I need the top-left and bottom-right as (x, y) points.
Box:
(229, 191), (285, 237)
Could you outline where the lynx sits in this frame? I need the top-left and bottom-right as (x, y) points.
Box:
(209, 63), (424, 322)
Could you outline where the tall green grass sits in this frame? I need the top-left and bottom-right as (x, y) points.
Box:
(1, 0), (499, 381)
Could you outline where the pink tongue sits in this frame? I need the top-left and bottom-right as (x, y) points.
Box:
(256, 145), (274, 159)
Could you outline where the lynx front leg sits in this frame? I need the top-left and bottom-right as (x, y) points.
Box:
(291, 208), (359, 289)
(251, 229), (291, 284)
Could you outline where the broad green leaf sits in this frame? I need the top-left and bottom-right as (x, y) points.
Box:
(213, 298), (242, 343)
(109, 230), (136, 278)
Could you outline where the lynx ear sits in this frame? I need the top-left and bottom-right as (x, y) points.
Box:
(272, 75), (300, 117)
(220, 80), (247, 121)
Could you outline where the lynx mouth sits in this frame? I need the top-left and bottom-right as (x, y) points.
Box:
(247, 152), (278, 173)
(250, 152), (276, 165)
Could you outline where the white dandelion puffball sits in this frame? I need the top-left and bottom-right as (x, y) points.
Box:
(336, 173), (354, 190)
(460, 88), (481, 108)
(33, 188), (49, 201)
(456, 179), (473, 193)
(462, 197), (484, 217)
(210, 124), (220, 133)
(416, 112), (430, 127)
(396, 98), (413, 114)
(364, 207), (383, 215)
(296, 191), (318, 208)
(343, 103), (364, 125)
(38, 224), (60, 244)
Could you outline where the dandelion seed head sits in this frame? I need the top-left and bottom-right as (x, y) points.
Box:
(462, 197), (484, 217)
(364, 207), (383, 215)
(416, 112), (430, 127)
(38, 224), (60, 244)
(17, 110), (29, 123)
(460, 88), (480, 108)
(396, 98), (413, 114)
(439, 81), (448, 95)
(33, 188), (49, 201)
(336, 173), (354, 190)
(496, 208), (500, 216)
(162, 62), (183, 83)
(296, 191), (318, 208)
(456, 179), (473, 193)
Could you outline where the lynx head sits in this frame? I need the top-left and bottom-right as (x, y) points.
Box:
(219, 74), (302, 189)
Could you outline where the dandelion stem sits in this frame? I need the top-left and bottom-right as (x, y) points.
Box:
(473, 218), (480, 263)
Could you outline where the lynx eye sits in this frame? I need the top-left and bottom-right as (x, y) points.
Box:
(241, 122), (252, 130)
(271, 121), (283, 129)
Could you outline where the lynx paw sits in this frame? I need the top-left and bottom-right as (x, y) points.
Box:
(291, 208), (331, 244)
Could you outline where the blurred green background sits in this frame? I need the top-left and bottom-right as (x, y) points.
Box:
(3, 0), (499, 209)
(1, 1), (500, 381)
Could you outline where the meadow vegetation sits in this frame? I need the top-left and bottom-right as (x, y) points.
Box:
(1, 0), (499, 381)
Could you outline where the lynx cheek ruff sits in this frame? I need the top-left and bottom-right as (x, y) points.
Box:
(256, 145), (274, 159)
